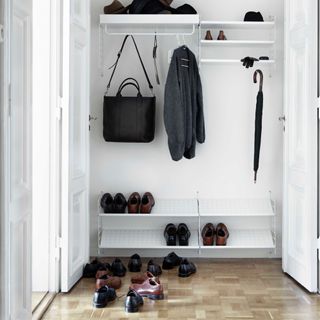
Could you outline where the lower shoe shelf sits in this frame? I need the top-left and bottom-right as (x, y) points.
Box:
(99, 229), (274, 250)
(99, 229), (199, 249)
(200, 230), (275, 249)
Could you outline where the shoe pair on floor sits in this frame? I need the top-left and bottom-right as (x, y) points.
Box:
(162, 252), (196, 277)
(100, 192), (155, 213)
(202, 223), (229, 246)
(164, 223), (190, 246)
(127, 254), (162, 276)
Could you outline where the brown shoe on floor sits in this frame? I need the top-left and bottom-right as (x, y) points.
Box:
(128, 192), (141, 214)
(205, 30), (213, 40)
(131, 271), (159, 284)
(129, 278), (164, 300)
(96, 275), (122, 290)
(140, 192), (155, 214)
(96, 266), (112, 279)
(216, 223), (229, 246)
(201, 223), (215, 246)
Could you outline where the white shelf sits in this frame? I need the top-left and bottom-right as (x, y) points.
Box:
(199, 199), (274, 217)
(200, 21), (275, 29)
(99, 229), (199, 249)
(100, 14), (199, 25)
(200, 59), (275, 65)
(201, 40), (275, 46)
(99, 198), (198, 217)
(200, 230), (275, 249)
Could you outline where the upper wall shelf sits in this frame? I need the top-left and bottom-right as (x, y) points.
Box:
(200, 21), (275, 29)
(100, 14), (200, 35)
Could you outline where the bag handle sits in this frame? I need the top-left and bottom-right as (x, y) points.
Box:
(118, 77), (140, 92)
(105, 35), (154, 96)
(116, 82), (141, 97)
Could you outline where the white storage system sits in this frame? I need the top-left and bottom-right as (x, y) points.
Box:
(95, 13), (278, 258)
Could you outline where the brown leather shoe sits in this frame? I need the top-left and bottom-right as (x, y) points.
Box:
(205, 30), (213, 40)
(104, 0), (128, 14)
(201, 223), (215, 246)
(129, 278), (164, 300)
(131, 271), (159, 284)
(217, 30), (227, 40)
(128, 192), (141, 214)
(216, 223), (229, 246)
(96, 275), (122, 290)
(95, 265), (112, 279)
(140, 192), (155, 214)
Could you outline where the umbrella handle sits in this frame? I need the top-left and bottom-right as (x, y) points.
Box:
(253, 69), (263, 92)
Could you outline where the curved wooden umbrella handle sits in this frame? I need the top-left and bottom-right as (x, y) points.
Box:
(253, 69), (264, 92)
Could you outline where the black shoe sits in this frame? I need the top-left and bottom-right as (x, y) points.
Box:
(162, 252), (182, 270)
(177, 223), (191, 246)
(128, 254), (142, 272)
(178, 259), (196, 278)
(164, 224), (177, 246)
(83, 259), (104, 278)
(125, 289), (144, 313)
(147, 260), (162, 276)
(114, 193), (127, 213)
(93, 286), (117, 308)
(111, 258), (127, 277)
(100, 193), (114, 213)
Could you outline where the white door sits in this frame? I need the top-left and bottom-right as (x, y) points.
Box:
(283, 0), (318, 292)
(8, 0), (33, 317)
(61, 0), (90, 292)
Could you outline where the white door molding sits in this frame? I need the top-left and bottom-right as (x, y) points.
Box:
(283, 0), (318, 292)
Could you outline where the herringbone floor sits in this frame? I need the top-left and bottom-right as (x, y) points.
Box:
(43, 259), (320, 320)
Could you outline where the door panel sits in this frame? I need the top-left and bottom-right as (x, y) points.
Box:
(283, 0), (318, 292)
(61, 0), (89, 292)
(9, 0), (33, 317)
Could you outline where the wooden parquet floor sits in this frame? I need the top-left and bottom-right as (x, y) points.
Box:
(43, 259), (320, 320)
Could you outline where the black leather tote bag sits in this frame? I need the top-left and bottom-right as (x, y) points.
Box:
(103, 35), (156, 143)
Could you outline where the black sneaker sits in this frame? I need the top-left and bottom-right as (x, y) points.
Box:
(178, 259), (196, 277)
(128, 254), (142, 272)
(162, 252), (182, 270)
(177, 223), (191, 246)
(125, 289), (144, 313)
(114, 193), (127, 213)
(83, 259), (104, 278)
(164, 224), (177, 246)
(111, 258), (127, 277)
(100, 193), (114, 213)
(93, 286), (117, 308)
(147, 260), (162, 276)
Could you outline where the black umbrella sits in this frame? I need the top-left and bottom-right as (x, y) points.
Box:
(253, 70), (264, 183)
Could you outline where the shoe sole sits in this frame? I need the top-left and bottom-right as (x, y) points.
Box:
(93, 302), (107, 308)
(140, 293), (164, 300)
(125, 306), (139, 313)
(178, 270), (196, 278)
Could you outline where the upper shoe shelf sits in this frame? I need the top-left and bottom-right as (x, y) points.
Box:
(100, 14), (200, 35)
(99, 198), (275, 217)
(200, 21), (275, 29)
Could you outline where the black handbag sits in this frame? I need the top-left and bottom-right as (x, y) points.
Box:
(103, 35), (156, 143)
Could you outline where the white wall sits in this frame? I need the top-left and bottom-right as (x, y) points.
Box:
(90, 0), (284, 256)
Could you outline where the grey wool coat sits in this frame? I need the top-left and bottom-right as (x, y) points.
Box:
(164, 46), (205, 161)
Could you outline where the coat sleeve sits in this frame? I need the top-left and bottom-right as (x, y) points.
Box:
(164, 53), (185, 161)
(195, 64), (205, 143)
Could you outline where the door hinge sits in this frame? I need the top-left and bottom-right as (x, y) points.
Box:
(55, 236), (62, 261)
(317, 238), (320, 249)
(0, 24), (4, 43)
(56, 97), (63, 120)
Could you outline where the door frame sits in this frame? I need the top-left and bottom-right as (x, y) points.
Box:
(0, 0), (11, 318)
